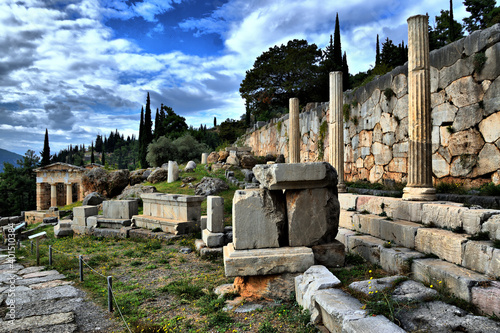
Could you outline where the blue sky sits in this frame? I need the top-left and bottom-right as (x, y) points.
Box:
(0, 0), (477, 155)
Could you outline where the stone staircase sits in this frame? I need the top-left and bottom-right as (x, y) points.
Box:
(335, 193), (500, 317)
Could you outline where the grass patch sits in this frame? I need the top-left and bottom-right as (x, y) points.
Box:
(160, 279), (205, 300)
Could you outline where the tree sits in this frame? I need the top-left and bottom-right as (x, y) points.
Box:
(161, 105), (188, 140)
(146, 136), (177, 167)
(101, 148), (106, 166)
(333, 13), (342, 69)
(375, 34), (381, 66)
(40, 129), (50, 166)
(214, 117), (217, 127)
(429, 7), (464, 50)
(463, 0), (496, 32)
(240, 39), (322, 122)
(95, 134), (103, 153)
(91, 141), (95, 164)
(144, 93), (153, 146)
(138, 106), (147, 168)
(342, 52), (350, 90)
(0, 150), (39, 216)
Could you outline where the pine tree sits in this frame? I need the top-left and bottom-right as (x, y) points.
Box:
(91, 141), (95, 164)
(375, 34), (381, 66)
(342, 52), (350, 91)
(333, 13), (343, 69)
(40, 129), (51, 166)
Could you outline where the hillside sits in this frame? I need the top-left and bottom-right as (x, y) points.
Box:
(0, 148), (22, 172)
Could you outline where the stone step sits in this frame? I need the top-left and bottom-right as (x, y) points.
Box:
(335, 227), (499, 316)
(132, 215), (198, 235)
(338, 194), (500, 241)
(339, 210), (500, 278)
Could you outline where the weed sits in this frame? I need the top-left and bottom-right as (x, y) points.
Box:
(123, 249), (135, 257)
(435, 182), (467, 195)
(383, 241), (392, 248)
(258, 321), (278, 333)
(479, 183), (500, 196)
(493, 240), (500, 249)
(451, 226), (465, 234)
(446, 125), (455, 133)
(276, 120), (282, 133)
(351, 116), (359, 126)
(345, 253), (366, 265)
(206, 311), (232, 330)
(160, 279), (204, 300)
(343, 104), (351, 123)
(130, 260), (142, 267)
(384, 88), (396, 101)
(468, 231), (490, 241)
(317, 120), (328, 161)
(379, 211), (387, 217)
(360, 210), (370, 215)
(473, 52), (487, 73)
(347, 207), (356, 212)
(351, 99), (358, 108)
(145, 264), (157, 270)
(144, 240), (162, 251)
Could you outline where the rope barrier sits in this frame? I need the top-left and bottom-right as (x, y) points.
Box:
(30, 242), (132, 333)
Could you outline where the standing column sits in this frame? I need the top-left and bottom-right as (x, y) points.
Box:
(329, 72), (347, 192)
(289, 98), (300, 163)
(50, 183), (57, 207)
(403, 15), (436, 201)
(66, 183), (73, 206)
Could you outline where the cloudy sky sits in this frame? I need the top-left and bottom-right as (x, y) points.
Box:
(0, 0), (476, 155)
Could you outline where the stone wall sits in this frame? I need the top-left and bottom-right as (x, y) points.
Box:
(242, 24), (500, 187)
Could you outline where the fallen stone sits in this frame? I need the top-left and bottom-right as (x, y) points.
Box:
(397, 301), (500, 333)
(184, 160), (196, 172)
(391, 280), (438, 302)
(13, 296), (83, 318)
(18, 267), (44, 277)
(349, 276), (404, 295)
(233, 273), (298, 300)
(147, 168), (169, 184)
(232, 189), (286, 250)
(286, 187), (340, 246)
(103, 200), (138, 219)
(223, 243), (314, 277)
(200, 247), (223, 259)
(167, 161), (179, 183)
(54, 222), (74, 238)
(233, 302), (264, 313)
(82, 192), (105, 206)
(29, 279), (73, 290)
(295, 265), (341, 322)
(311, 241), (345, 268)
(194, 177), (229, 196)
(343, 315), (406, 333)
(214, 283), (235, 297)
(253, 162), (338, 190)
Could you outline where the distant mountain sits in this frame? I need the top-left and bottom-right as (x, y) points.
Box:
(0, 148), (23, 172)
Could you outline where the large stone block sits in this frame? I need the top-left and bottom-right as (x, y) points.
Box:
(338, 193), (357, 210)
(223, 243), (314, 277)
(347, 235), (385, 264)
(352, 214), (382, 237)
(207, 196), (224, 233)
(462, 241), (498, 277)
(379, 219), (421, 249)
(252, 162), (337, 190)
(482, 214), (500, 240)
(141, 193), (204, 222)
(339, 210), (355, 229)
(421, 203), (465, 230)
(202, 229), (224, 248)
(415, 228), (468, 265)
(103, 200), (138, 219)
(472, 281), (500, 317)
(295, 265), (341, 323)
(335, 228), (356, 246)
(232, 189), (286, 250)
(311, 241), (345, 268)
(462, 209), (499, 235)
(73, 206), (98, 218)
(412, 258), (489, 302)
(286, 187), (339, 247)
(343, 315), (406, 333)
(380, 247), (425, 274)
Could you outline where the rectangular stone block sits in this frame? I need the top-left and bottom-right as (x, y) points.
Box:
(380, 247), (425, 275)
(73, 206), (98, 218)
(200, 215), (207, 231)
(462, 241), (496, 276)
(482, 215), (500, 241)
(313, 288), (366, 333)
(415, 228), (468, 265)
(71, 225), (89, 235)
(379, 219), (421, 249)
(462, 210), (500, 235)
(72, 217), (86, 226)
(347, 235), (385, 265)
(352, 214), (382, 237)
(232, 189), (286, 250)
(207, 196), (224, 233)
(490, 249), (500, 278)
(286, 187), (339, 247)
(252, 162), (337, 190)
(412, 258), (489, 302)
(86, 216), (98, 228)
(335, 228), (356, 246)
(338, 193), (357, 210)
(343, 315), (407, 333)
(223, 243), (314, 277)
(472, 281), (500, 317)
(103, 200), (138, 219)
(393, 200), (426, 222)
(355, 196), (400, 216)
(421, 203), (465, 229)
(141, 193), (204, 222)
(202, 229), (224, 248)
(133, 216), (197, 235)
(339, 210), (355, 229)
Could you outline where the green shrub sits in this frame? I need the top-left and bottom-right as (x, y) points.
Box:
(473, 52), (487, 73)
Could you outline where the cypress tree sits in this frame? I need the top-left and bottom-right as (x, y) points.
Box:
(91, 141), (95, 164)
(449, 0), (456, 42)
(375, 34), (381, 66)
(154, 108), (160, 139)
(342, 52), (350, 91)
(333, 13), (342, 69)
(40, 128), (51, 166)
(214, 116), (217, 127)
(101, 149), (105, 166)
(138, 106), (147, 168)
(144, 92), (153, 146)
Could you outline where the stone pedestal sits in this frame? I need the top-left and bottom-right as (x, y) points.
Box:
(167, 161), (179, 183)
(207, 196), (224, 233)
(103, 200), (138, 219)
(289, 98), (300, 163)
(403, 15), (436, 201)
(201, 153), (208, 164)
(66, 184), (72, 206)
(329, 72), (347, 192)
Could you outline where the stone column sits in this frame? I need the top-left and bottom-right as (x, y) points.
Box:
(403, 15), (436, 201)
(289, 98), (300, 163)
(329, 72), (347, 192)
(50, 183), (57, 207)
(36, 183), (43, 211)
(66, 183), (73, 206)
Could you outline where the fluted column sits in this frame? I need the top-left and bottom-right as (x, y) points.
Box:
(289, 98), (300, 163)
(403, 15), (436, 201)
(329, 72), (346, 192)
(66, 184), (73, 206)
(50, 183), (57, 207)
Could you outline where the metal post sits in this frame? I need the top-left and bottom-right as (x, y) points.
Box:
(107, 276), (113, 312)
(36, 238), (40, 266)
(30, 240), (33, 254)
(17, 240), (20, 250)
(79, 255), (83, 282)
(49, 245), (52, 266)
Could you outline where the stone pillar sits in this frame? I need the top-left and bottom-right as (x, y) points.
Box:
(50, 183), (57, 207)
(403, 15), (436, 201)
(167, 161), (179, 183)
(36, 183), (43, 211)
(201, 153), (208, 164)
(329, 72), (347, 192)
(66, 183), (73, 206)
(289, 98), (300, 163)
